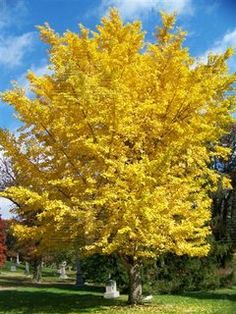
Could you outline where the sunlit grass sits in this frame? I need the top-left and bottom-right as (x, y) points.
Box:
(0, 265), (236, 313)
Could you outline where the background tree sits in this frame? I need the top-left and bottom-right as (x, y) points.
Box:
(0, 154), (45, 280)
(4, 219), (18, 262)
(211, 123), (236, 246)
(0, 10), (235, 304)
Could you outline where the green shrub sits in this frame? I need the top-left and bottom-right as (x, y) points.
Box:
(143, 240), (234, 294)
(80, 254), (128, 290)
(80, 240), (234, 294)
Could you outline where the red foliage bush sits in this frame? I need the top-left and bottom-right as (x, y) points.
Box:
(0, 215), (6, 267)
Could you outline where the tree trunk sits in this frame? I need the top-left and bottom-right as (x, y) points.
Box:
(120, 256), (142, 305)
(128, 260), (142, 305)
(32, 259), (42, 283)
(24, 261), (30, 276)
(16, 253), (20, 265)
(75, 255), (84, 287)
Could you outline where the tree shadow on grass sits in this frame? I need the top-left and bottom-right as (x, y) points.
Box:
(0, 289), (124, 314)
(177, 289), (236, 302)
(0, 275), (104, 293)
(0, 275), (34, 287)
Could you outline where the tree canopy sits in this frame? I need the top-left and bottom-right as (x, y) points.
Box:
(0, 10), (235, 303)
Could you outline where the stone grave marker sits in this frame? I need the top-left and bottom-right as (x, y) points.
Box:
(104, 279), (120, 299)
(59, 261), (68, 279)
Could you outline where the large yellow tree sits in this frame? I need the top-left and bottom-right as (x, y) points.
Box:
(0, 10), (235, 304)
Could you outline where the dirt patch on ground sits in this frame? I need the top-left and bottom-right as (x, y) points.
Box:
(0, 286), (16, 290)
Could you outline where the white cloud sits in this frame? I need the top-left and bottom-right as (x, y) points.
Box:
(0, 1), (32, 68)
(0, 0), (27, 30)
(200, 29), (236, 70)
(209, 29), (236, 55)
(101, 0), (193, 19)
(0, 197), (14, 219)
(0, 32), (35, 67)
(18, 61), (52, 95)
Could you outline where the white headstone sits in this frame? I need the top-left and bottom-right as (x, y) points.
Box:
(59, 261), (68, 279)
(24, 262), (30, 277)
(16, 253), (20, 264)
(104, 280), (120, 299)
(10, 265), (17, 272)
(143, 295), (153, 302)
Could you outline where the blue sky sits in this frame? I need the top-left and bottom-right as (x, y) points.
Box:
(0, 0), (236, 218)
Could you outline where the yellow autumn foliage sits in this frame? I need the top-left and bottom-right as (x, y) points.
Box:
(0, 10), (235, 261)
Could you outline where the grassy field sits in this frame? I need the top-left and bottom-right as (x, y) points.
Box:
(0, 263), (236, 314)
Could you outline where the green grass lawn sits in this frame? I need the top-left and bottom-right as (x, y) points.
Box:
(0, 264), (236, 314)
